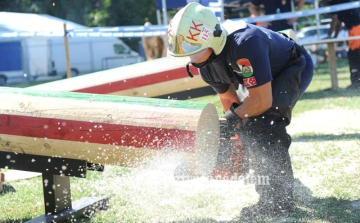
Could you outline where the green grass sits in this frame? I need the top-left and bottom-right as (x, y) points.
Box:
(293, 60), (360, 116)
(1, 59), (360, 222)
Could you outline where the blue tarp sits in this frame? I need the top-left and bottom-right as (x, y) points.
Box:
(0, 42), (22, 71)
(156, 0), (314, 10)
(155, 0), (252, 10)
(155, 0), (187, 10)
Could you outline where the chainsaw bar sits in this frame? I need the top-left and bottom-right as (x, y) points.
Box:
(174, 119), (249, 181)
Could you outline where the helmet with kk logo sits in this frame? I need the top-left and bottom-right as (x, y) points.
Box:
(167, 2), (227, 59)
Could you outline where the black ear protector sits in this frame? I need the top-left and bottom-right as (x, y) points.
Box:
(186, 62), (194, 78)
(214, 24), (222, 37)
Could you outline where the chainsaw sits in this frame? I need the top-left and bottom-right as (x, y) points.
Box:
(174, 118), (249, 181)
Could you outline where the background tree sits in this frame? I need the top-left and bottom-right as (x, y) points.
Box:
(0, 0), (158, 51)
(0, 0), (158, 26)
(98, 0), (158, 51)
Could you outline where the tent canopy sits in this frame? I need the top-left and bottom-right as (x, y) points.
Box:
(0, 12), (87, 32)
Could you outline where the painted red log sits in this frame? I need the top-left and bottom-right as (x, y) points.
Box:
(0, 87), (219, 176)
(28, 58), (214, 100)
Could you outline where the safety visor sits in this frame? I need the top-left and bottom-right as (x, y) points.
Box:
(167, 48), (209, 66)
(169, 34), (203, 56)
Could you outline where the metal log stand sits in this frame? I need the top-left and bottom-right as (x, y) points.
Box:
(0, 151), (109, 223)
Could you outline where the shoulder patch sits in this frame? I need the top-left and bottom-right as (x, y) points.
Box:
(237, 58), (253, 77)
(244, 76), (257, 87)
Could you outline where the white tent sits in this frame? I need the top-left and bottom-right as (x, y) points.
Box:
(0, 12), (87, 33)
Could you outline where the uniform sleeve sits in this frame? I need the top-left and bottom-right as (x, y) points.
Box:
(235, 36), (272, 89)
(199, 69), (230, 94)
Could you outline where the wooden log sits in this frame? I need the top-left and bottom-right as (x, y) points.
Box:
(63, 23), (72, 79)
(327, 42), (339, 90)
(28, 58), (214, 100)
(0, 87), (219, 176)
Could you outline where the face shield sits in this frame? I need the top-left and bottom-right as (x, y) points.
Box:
(167, 34), (208, 66)
(167, 48), (212, 78)
(167, 49), (209, 66)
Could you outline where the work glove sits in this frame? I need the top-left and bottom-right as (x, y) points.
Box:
(222, 102), (242, 134)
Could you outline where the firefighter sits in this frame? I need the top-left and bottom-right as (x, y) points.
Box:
(326, 0), (360, 89)
(166, 2), (313, 219)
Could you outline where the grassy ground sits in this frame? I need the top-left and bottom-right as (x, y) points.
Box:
(1, 60), (360, 223)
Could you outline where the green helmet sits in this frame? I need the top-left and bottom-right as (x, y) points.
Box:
(167, 2), (227, 58)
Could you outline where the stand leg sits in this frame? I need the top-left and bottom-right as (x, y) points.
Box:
(0, 152), (109, 222)
(26, 196), (109, 223)
(0, 168), (4, 193)
(42, 173), (72, 215)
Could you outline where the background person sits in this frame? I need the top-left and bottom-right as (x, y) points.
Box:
(249, 0), (305, 31)
(326, 0), (360, 89)
(141, 22), (167, 60)
(167, 2), (313, 219)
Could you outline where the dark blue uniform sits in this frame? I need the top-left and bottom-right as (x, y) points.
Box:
(201, 24), (294, 92)
(199, 23), (314, 216)
(200, 23), (313, 123)
(251, 0), (293, 31)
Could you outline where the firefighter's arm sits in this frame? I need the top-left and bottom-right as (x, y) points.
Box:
(232, 81), (272, 118)
(218, 83), (241, 112)
(248, 3), (260, 17)
(287, 0), (305, 25)
(329, 14), (342, 38)
(296, 0), (305, 11)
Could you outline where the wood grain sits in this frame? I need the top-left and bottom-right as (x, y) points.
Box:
(0, 87), (219, 176)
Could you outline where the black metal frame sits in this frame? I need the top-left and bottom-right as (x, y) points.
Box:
(0, 151), (109, 223)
